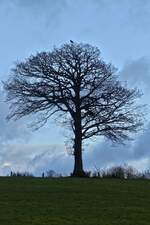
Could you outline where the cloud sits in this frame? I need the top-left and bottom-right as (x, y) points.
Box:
(118, 57), (150, 116)
(0, 91), (31, 144)
(0, 0), (67, 33)
(0, 0), (67, 17)
(0, 143), (73, 176)
(119, 57), (150, 90)
(0, 90), (32, 174)
(84, 122), (150, 172)
(0, 89), (71, 176)
(84, 57), (150, 172)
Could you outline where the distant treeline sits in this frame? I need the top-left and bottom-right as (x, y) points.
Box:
(9, 165), (150, 179)
(88, 165), (150, 179)
(9, 170), (62, 178)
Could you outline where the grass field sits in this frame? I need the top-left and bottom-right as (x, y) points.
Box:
(0, 177), (150, 225)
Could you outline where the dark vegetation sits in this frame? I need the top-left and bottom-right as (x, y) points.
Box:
(9, 165), (150, 179)
(4, 42), (144, 177)
(1, 177), (150, 225)
(10, 171), (34, 177)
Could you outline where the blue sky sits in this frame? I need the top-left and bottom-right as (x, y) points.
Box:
(1, 0), (150, 176)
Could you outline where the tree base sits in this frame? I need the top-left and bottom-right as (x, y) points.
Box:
(71, 170), (89, 177)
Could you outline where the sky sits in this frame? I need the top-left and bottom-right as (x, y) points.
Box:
(1, 0), (150, 176)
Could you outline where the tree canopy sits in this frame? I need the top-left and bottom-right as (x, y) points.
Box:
(4, 42), (144, 176)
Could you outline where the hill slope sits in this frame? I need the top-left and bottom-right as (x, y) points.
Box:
(0, 177), (150, 225)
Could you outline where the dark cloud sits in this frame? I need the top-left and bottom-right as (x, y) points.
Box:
(119, 57), (150, 89)
(0, 91), (31, 144)
(84, 57), (150, 172)
(0, 0), (67, 28)
(83, 122), (150, 172)
(0, 0), (67, 14)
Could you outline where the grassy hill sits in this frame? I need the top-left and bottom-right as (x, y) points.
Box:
(0, 177), (150, 225)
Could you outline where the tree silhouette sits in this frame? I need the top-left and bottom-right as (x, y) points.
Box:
(4, 42), (144, 176)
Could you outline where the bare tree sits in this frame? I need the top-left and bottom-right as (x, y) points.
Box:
(4, 42), (144, 176)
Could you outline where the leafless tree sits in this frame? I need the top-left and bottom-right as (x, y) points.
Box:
(4, 42), (144, 176)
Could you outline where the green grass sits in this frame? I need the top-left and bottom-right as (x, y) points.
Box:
(0, 177), (150, 225)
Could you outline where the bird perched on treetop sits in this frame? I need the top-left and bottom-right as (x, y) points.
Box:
(70, 40), (74, 43)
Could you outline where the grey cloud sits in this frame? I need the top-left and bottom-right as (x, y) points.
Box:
(128, 0), (150, 28)
(132, 124), (150, 159)
(0, 91), (31, 144)
(0, 0), (67, 13)
(119, 57), (150, 89)
(118, 57), (150, 115)
(0, 0), (67, 25)
(84, 140), (134, 170)
(84, 122), (150, 172)
(84, 58), (150, 172)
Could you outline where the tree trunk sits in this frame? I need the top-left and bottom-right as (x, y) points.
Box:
(72, 136), (85, 177)
(72, 84), (86, 177)
(72, 117), (85, 177)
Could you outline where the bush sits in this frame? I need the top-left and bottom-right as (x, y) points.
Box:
(10, 171), (34, 177)
(46, 170), (63, 178)
(100, 166), (125, 179)
(46, 170), (56, 177)
(92, 165), (139, 179)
